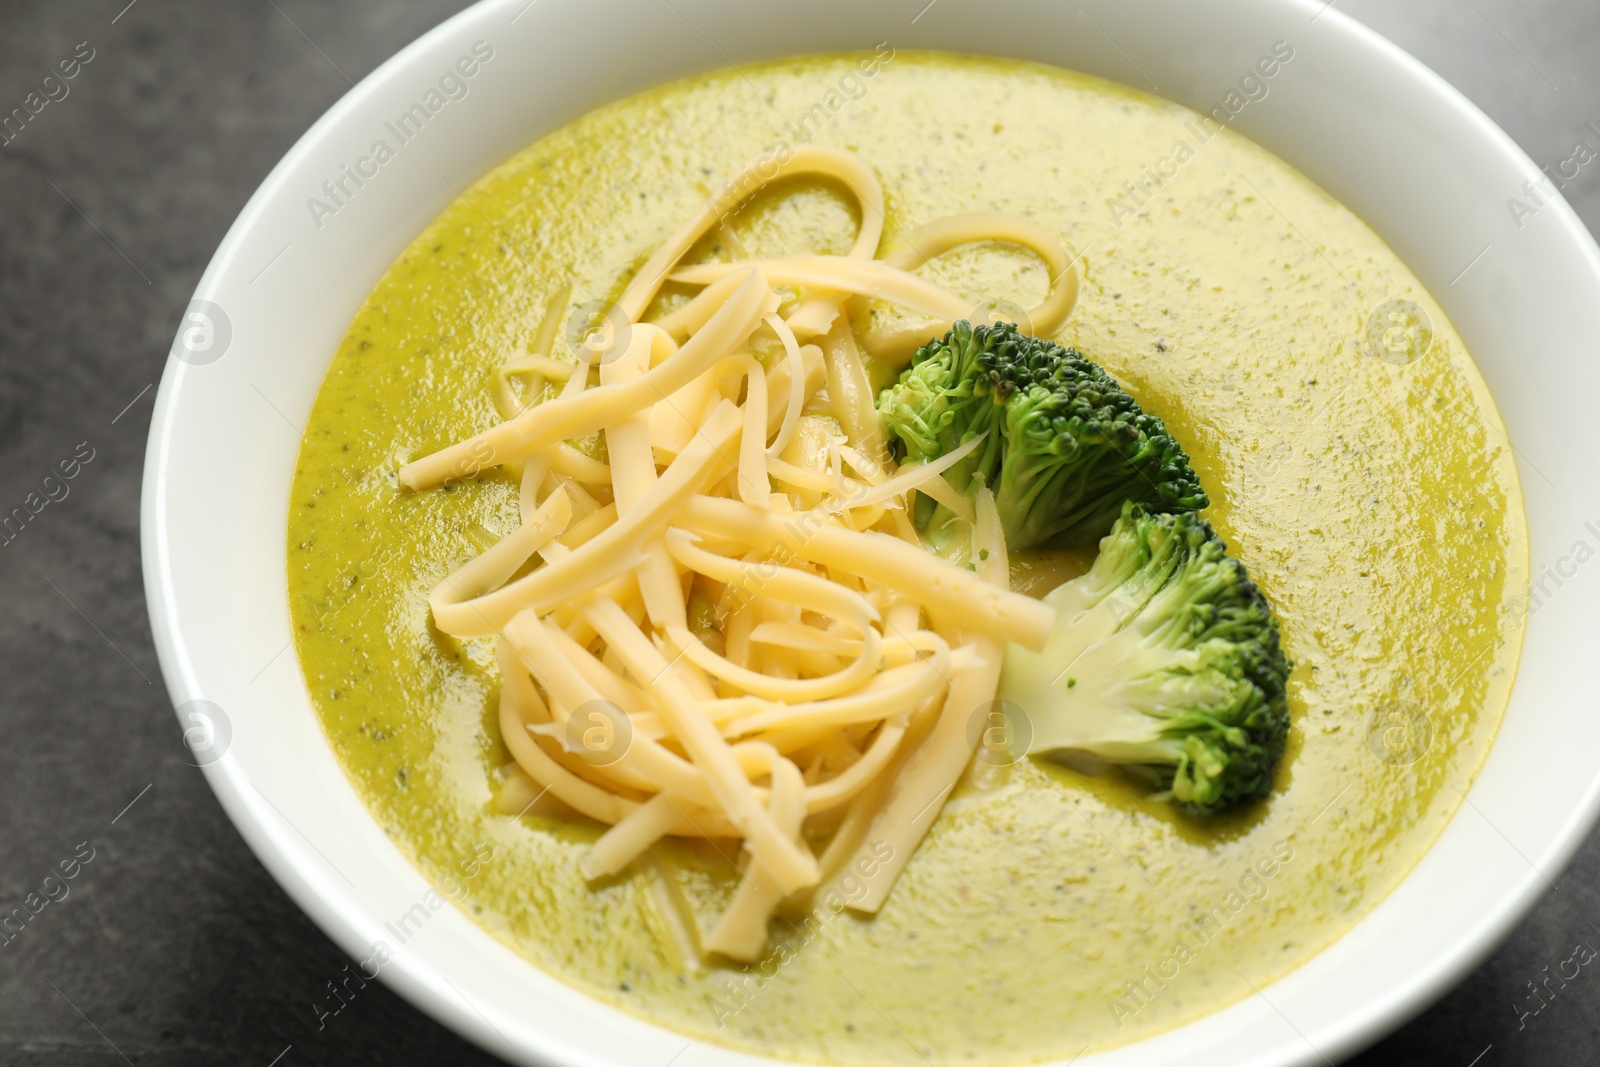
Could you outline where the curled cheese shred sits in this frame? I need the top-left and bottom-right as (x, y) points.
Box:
(403, 146), (1077, 963)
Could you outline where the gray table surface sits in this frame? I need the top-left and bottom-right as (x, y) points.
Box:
(1, 1), (1595, 1064)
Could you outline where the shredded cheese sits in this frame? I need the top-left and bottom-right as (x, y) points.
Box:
(403, 146), (1078, 961)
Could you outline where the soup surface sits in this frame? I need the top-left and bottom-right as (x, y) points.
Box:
(287, 52), (1527, 1064)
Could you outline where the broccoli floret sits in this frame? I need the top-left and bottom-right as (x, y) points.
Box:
(876, 321), (1207, 550)
(999, 502), (1290, 815)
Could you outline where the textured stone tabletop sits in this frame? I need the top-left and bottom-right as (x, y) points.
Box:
(0, 1), (1596, 1064)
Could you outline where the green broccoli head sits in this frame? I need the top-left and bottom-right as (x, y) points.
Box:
(876, 321), (1207, 550)
(1000, 502), (1290, 815)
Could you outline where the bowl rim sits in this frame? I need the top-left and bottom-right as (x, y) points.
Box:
(141, 1), (1600, 1065)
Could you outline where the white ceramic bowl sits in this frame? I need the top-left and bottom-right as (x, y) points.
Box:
(141, 1), (1600, 1063)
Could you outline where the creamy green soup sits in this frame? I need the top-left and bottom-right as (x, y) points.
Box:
(287, 52), (1527, 1065)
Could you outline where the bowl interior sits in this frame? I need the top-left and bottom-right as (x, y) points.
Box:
(142, 1), (1600, 1064)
